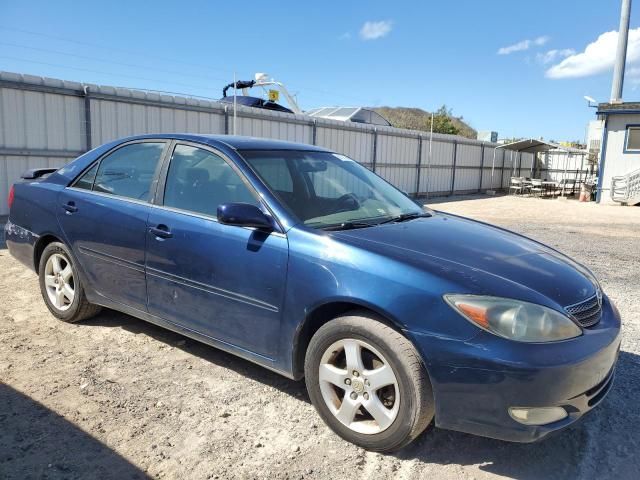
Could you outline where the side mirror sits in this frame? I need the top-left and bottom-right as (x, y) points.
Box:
(217, 203), (274, 230)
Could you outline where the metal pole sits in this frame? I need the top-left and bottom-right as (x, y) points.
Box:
(372, 128), (378, 173)
(478, 143), (485, 192)
(530, 152), (535, 178)
(233, 71), (237, 135)
(561, 153), (570, 197)
(415, 136), (423, 197)
(82, 85), (92, 151)
(500, 149), (506, 190)
(490, 148), (496, 187)
(450, 140), (458, 196)
(511, 150), (515, 177)
(425, 113), (433, 198)
(518, 152), (522, 177)
(611, 0), (632, 102)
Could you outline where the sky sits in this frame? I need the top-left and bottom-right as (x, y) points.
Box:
(1, 0), (639, 141)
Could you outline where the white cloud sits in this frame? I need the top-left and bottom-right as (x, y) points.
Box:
(339, 32), (352, 40)
(536, 48), (576, 65)
(546, 28), (640, 78)
(497, 36), (549, 55)
(359, 20), (393, 40)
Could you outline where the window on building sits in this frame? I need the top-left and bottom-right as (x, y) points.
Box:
(626, 126), (640, 151)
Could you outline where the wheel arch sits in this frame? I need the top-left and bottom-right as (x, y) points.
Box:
(33, 234), (65, 273)
(291, 299), (409, 379)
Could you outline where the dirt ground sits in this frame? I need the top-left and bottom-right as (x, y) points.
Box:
(1, 195), (639, 480)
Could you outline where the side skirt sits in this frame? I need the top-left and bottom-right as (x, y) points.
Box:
(87, 292), (296, 380)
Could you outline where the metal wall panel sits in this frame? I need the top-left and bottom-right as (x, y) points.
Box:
(0, 71), (521, 214)
(0, 85), (84, 150)
(0, 154), (74, 215)
(454, 167), (482, 192)
(91, 99), (226, 145)
(455, 143), (482, 167)
(237, 115), (312, 143)
(419, 166), (453, 195)
(315, 126), (373, 165)
(377, 165), (417, 194)
(377, 134), (419, 166)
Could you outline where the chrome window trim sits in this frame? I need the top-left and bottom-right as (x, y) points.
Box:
(150, 203), (287, 238)
(66, 186), (151, 207)
(65, 185), (286, 238)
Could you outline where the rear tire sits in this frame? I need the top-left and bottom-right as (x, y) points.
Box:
(304, 311), (434, 452)
(38, 242), (101, 323)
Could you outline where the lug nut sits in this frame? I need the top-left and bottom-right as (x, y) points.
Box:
(353, 370), (359, 377)
(345, 378), (351, 385)
(363, 393), (369, 400)
(364, 380), (370, 386)
(350, 392), (358, 400)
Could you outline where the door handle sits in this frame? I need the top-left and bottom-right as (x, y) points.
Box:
(62, 201), (78, 214)
(149, 224), (173, 239)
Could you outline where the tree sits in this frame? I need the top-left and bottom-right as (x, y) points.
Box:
(371, 105), (475, 138)
(429, 105), (459, 135)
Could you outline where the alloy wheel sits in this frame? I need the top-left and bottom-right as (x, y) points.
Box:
(44, 253), (75, 311)
(318, 338), (400, 434)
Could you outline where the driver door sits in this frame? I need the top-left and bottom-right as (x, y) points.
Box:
(145, 143), (288, 358)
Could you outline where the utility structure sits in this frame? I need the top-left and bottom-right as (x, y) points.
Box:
(611, 0), (632, 103)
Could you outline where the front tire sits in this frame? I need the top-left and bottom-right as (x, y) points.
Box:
(304, 311), (434, 452)
(38, 242), (101, 323)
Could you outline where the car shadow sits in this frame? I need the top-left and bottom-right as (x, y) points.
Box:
(81, 311), (638, 479)
(0, 383), (149, 479)
(81, 310), (309, 402)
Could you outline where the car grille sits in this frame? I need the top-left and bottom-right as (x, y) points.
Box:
(565, 294), (602, 328)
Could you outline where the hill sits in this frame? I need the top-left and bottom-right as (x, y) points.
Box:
(372, 105), (477, 139)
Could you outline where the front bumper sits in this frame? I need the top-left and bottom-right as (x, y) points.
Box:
(410, 296), (621, 442)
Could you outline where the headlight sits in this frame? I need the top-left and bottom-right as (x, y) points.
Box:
(444, 295), (582, 342)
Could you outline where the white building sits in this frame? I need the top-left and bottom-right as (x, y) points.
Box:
(596, 103), (640, 204)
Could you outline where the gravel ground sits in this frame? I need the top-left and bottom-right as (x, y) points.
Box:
(0, 195), (638, 480)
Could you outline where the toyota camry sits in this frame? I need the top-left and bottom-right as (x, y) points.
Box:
(5, 134), (621, 452)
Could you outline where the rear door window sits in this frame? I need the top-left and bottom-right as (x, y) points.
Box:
(92, 142), (166, 201)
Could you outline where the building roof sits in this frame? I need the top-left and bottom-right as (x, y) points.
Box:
(498, 138), (586, 154)
(305, 107), (391, 126)
(597, 102), (640, 114)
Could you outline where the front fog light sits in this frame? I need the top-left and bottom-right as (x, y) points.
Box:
(509, 407), (568, 425)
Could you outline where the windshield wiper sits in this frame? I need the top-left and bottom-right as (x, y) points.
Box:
(379, 212), (432, 224)
(321, 221), (376, 231)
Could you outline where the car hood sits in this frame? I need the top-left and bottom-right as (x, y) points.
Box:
(332, 213), (596, 308)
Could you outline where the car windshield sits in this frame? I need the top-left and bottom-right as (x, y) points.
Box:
(240, 150), (427, 228)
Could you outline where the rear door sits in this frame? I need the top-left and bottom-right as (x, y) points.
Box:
(57, 140), (168, 311)
(145, 143), (288, 358)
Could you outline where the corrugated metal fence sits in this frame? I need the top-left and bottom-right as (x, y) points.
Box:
(539, 150), (592, 184)
(0, 71), (535, 215)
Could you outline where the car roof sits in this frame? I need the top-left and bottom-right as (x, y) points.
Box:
(115, 133), (331, 152)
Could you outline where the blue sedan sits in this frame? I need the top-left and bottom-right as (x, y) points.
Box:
(5, 134), (621, 451)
